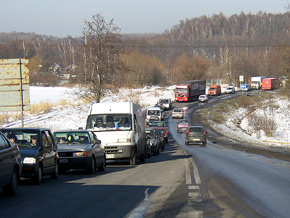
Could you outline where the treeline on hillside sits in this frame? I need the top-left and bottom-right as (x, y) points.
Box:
(0, 12), (289, 88)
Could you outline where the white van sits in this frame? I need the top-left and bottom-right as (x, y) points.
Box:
(86, 102), (146, 166)
(146, 107), (163, 124)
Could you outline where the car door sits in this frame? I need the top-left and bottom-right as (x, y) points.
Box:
(40, 130), (56, 174)
(0, 133), (14, 186)
(90, 132), (102, 166)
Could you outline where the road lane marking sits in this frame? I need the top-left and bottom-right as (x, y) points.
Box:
(185, 159), (192, 184)
(193, 164), (201, 185)
(189, 185), (200, 190)
(128, 188), (151, 218)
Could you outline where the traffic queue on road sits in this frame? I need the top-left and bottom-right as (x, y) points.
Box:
(0, 81), (262, 196)
(0, 100), (173, 196)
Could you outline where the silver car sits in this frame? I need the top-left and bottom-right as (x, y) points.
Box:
(54, 130), (106, 174)
(185, 125), (207, 146)
(172, 108), (184, 119)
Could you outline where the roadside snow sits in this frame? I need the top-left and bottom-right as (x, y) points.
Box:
(1, 86), (289, 148)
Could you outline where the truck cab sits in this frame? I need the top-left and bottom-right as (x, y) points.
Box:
(86, 102), (146, 166)
(208, 85), (221, 96)
(146, 107), (163, 124)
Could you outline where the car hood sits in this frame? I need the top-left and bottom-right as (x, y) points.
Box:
(57, 144), (89, 152)
(20, 147), (40, 158)
(178, 124), (190, 128)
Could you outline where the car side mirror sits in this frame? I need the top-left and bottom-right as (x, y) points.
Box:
(95, 139), (101, 144)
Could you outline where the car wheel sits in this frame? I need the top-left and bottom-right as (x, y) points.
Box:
(34, 165), (42, 185)
(3, 168), (18, 196)
(88, 157), (96, 174)
(50, 162), (58, 179)
(185, 141), (188, 145)
(153, 147), (157, 156)
(98, 155), (106, 172)
(139, 153), (146, 163)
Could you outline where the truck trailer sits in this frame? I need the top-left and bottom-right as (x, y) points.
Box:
(175, 80), (206, 102)
(262, 78), (280, 90)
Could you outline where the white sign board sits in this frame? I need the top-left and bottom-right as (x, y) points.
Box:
(0, 58), (30, 112)
(239, 75), (244, 82)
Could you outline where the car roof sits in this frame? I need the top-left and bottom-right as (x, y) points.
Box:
(173, 108), (183, 111)
(54, 129), (91, 133)
(189, 125), (204, 128)
(0, 127), (50, 131)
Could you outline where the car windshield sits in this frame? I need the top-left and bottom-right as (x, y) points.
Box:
(86, 114), (132, 132)
(148, 110), (160, 116)
(159, 99), (169, 104)
(1, 129), (39, 148)
(180, 120), (188, 124)
(174, 109), (182, 112)
(189, 127), (203, 133)
(175, 88), (187, 97)
(151, 121), (164, 127)
(54, 132), (90, 144)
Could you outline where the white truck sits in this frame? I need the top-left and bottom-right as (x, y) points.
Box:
(146, 106), (163, 124)
(86, 102), (146, 166)
(251, 76), (266, 89)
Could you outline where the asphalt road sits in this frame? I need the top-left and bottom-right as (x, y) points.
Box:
(0, 137), (191, 218)
(169, 94), (290, 218)
(1, 93), (289, 218)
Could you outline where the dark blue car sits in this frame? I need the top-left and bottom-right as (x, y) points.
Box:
(0, 132), (21, 195)
(1, 128), (58, 184)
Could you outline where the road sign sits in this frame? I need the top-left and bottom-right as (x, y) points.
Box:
(241, 84), (246, 89)
(0, 58), (30, 112)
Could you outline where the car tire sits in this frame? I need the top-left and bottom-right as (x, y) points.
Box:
(34, 165), (42, 185)
(50, 162), (58, 179)
(98, 155), (106, 172)
(139, 153), (146, 163)
(185, 141), (188, 145)
(3, 168), (18, 196)
(88, 157), (96, 174)
(153, 147), (157, 156)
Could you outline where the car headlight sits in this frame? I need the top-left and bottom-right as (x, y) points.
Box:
(23, 157), (36, 164)
(118, 138), (132, 143)
(73, 151), (88, 157)
(150, 141), (153, 145)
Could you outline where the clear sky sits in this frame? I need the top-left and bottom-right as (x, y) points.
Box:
(1, 0), (288, 37)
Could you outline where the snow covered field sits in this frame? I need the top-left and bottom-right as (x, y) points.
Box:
(2, 86), (290, 149)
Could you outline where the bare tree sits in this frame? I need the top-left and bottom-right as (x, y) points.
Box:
(19, 40), (30, 58)
(81, 14), (122, 102)
(57, 37), (77, 68)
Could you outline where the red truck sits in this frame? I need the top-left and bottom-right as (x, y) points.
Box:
(175, 80), (206, 102)
(262, 78), (280, 90)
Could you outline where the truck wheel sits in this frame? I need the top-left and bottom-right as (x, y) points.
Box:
(130, 149), (136, 166)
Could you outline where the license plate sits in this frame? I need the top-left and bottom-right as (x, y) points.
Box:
(59, 159), (68, 163)
(106, 154), (114, 159)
